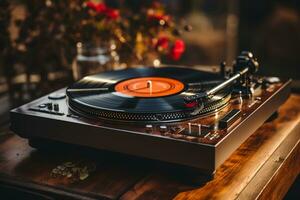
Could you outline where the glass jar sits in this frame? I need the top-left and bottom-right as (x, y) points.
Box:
(72, 42), (119, 80)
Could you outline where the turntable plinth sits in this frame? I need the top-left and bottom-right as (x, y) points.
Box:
(9, 65), (292, 173)
(1, 95), (300, 200)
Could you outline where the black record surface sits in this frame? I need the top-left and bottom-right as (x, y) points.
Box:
(66, 66), (231, 122)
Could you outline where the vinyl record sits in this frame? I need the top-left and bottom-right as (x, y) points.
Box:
(66, 66), (231, 122)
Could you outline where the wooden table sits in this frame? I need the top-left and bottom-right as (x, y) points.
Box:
(0, 95), (300, 200)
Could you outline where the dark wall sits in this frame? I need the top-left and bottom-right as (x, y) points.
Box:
(239, 0), (300, 79)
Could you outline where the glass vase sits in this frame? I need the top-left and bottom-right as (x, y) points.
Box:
(72, 41), (119, 80)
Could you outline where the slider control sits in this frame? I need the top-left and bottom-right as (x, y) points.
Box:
(219, 109), (241, 129)
(187, 123), (202, 136)
(197, 124), (201, 136)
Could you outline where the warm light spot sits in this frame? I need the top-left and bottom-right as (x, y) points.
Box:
(83, 76), (117, 84)
(153, 59), (161, 66)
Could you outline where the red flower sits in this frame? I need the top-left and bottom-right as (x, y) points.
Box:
(105, 8), (120, 19)
(169, 39), (185, 60)
(155, 37), (169, 50)
(86, 1), (107, 13)
(86, 1), (119, 19)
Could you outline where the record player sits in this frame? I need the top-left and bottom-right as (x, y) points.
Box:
(10, 52), (291, 174)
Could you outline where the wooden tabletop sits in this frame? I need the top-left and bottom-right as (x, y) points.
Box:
(0, 95), (300, 200)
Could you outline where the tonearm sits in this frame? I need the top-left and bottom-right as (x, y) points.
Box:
(184, 51), (259, 115)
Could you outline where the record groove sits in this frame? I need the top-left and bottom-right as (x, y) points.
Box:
(67, 66), (231, 122)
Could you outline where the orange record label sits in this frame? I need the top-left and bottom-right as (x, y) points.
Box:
(114, 77), (184, 97)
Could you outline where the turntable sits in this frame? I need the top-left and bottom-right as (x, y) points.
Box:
(10, 52), (291, 174)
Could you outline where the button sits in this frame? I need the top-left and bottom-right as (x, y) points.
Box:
(47, 103), (53, 110)
(145, 125), (153, 133)
(53, 103), (59, 111)
(29, 108), (64, 116)
(48, 93), (66, 100)
(159, 125), (168, 133)
(38, 104), (47, 108)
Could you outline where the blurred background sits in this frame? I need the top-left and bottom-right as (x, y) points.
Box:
(1, 0), (300, 128)
(0, 0), (300, 198)
(1, 0), (300, 109)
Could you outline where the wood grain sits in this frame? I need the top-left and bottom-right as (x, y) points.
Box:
(256, 140), (300, 200)
(236, 112), (300, 200)
(0, 134), (149, 199)
(121, 95), (300, 200)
